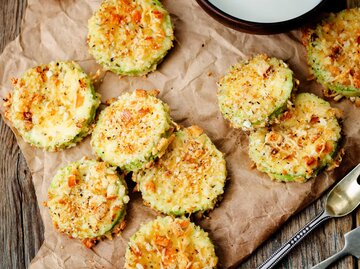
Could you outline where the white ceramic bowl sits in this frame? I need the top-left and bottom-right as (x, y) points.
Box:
(197, 0), (328, 34)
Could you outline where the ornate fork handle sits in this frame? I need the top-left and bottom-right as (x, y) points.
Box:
(256, 210), (332, 269)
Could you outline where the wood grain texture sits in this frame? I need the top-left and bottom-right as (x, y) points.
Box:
(239, 196), (356, 269)
(347, 0), (360, 8)
(357, 208), (360, 269)
(0, 1), (44, 269)
(0, 1), (359, 269)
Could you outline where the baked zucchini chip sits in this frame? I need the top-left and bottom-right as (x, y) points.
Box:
(47, 158), (129, 247)
(249, 93), (342, 183)
(5, 61), (100, 151)
(218, 54), (294, 131)
(87, 0), (174, 76)
(304, 8), (360, 97)
(91, 89), (175, 172)
(125, 216), (218, 269)
(132, 126), (227, 215)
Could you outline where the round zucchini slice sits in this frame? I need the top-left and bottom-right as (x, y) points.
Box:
(125, 216), (218, 269)
(47, 158), (129, 244)
(132, 126), (227, 215)
(6, 61), (100, 151)
(249, 93), (342, 182)
(91, 89), (175, 172)
(218, 54), (294, 131)
(87, 0), (174, 76)
(304, 8), (360, 97)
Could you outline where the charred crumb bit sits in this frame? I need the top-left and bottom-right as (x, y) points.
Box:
(263, 66), (274, 78)
(330, 46), (341, 60)
(280, 111), (292, 121)
(79, 79), (87, 88)
(310, 115), (320, 124)
(105, 97), (117, 105)
(355, 97), (360, 107)
(3, 94), (12, 107)
(144, 160), (154, 168)
(148, 89), (160, 96)
(82, 238), (97, 249)
(111, 220), (126, 236)
(310, 32), (318, 42)
(11, 77), (18, 86)
(135, 89), (148, 98)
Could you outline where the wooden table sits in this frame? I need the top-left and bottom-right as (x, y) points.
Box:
(0, 1), (359, 268)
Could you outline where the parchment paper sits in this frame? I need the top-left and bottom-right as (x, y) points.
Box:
(1, 1), (359, 268)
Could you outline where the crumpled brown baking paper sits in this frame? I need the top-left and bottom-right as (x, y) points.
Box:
(0, 0), (359, 268)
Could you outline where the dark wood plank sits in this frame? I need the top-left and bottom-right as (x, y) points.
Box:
(239, 196), (354, 269)
(0, 1), (44, 269)
(0, 1), (358, 269)
(18, 155), (44, 267)
(347, 0), (360, 8)
(357, 208), (360, 269)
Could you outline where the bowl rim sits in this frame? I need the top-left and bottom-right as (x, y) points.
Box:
(196, 0), (329, 34)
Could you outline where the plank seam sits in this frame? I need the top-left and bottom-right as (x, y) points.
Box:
(16, 151), (26, 268)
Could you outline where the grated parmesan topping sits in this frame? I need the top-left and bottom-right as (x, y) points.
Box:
(87, 0), (174, 76)
(91, 89), (175, 172)
(249, 93), (342, 182)
(6, 61), (100, 151)
(47, 158), (129, 241)
(124, 217), (218, 269)
(133, 126), (227, 215)
(218, 54), (294, 130)
(305, 8), (360, 97)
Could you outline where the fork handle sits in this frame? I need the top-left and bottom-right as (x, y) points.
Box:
(256, 210), (332, 269)
(311, 248), (348, 269)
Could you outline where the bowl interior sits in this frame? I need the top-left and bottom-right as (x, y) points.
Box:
(208, 0), (323, 23)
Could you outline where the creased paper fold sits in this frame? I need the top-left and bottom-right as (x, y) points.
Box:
(0, 0), (358, 268)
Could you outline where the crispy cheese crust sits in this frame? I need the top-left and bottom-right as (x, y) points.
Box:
(304, 8), (360, 97)
(125, 217), (218, 269)
(47, 158), (129, 244)
(5, 61), (100, 151)
(91, 89), (175, 172)
(87, 0), (174, 76)
(132, 126), (227, 215)
(218, 54), (294, 130)
(249, 93), (342, 182)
